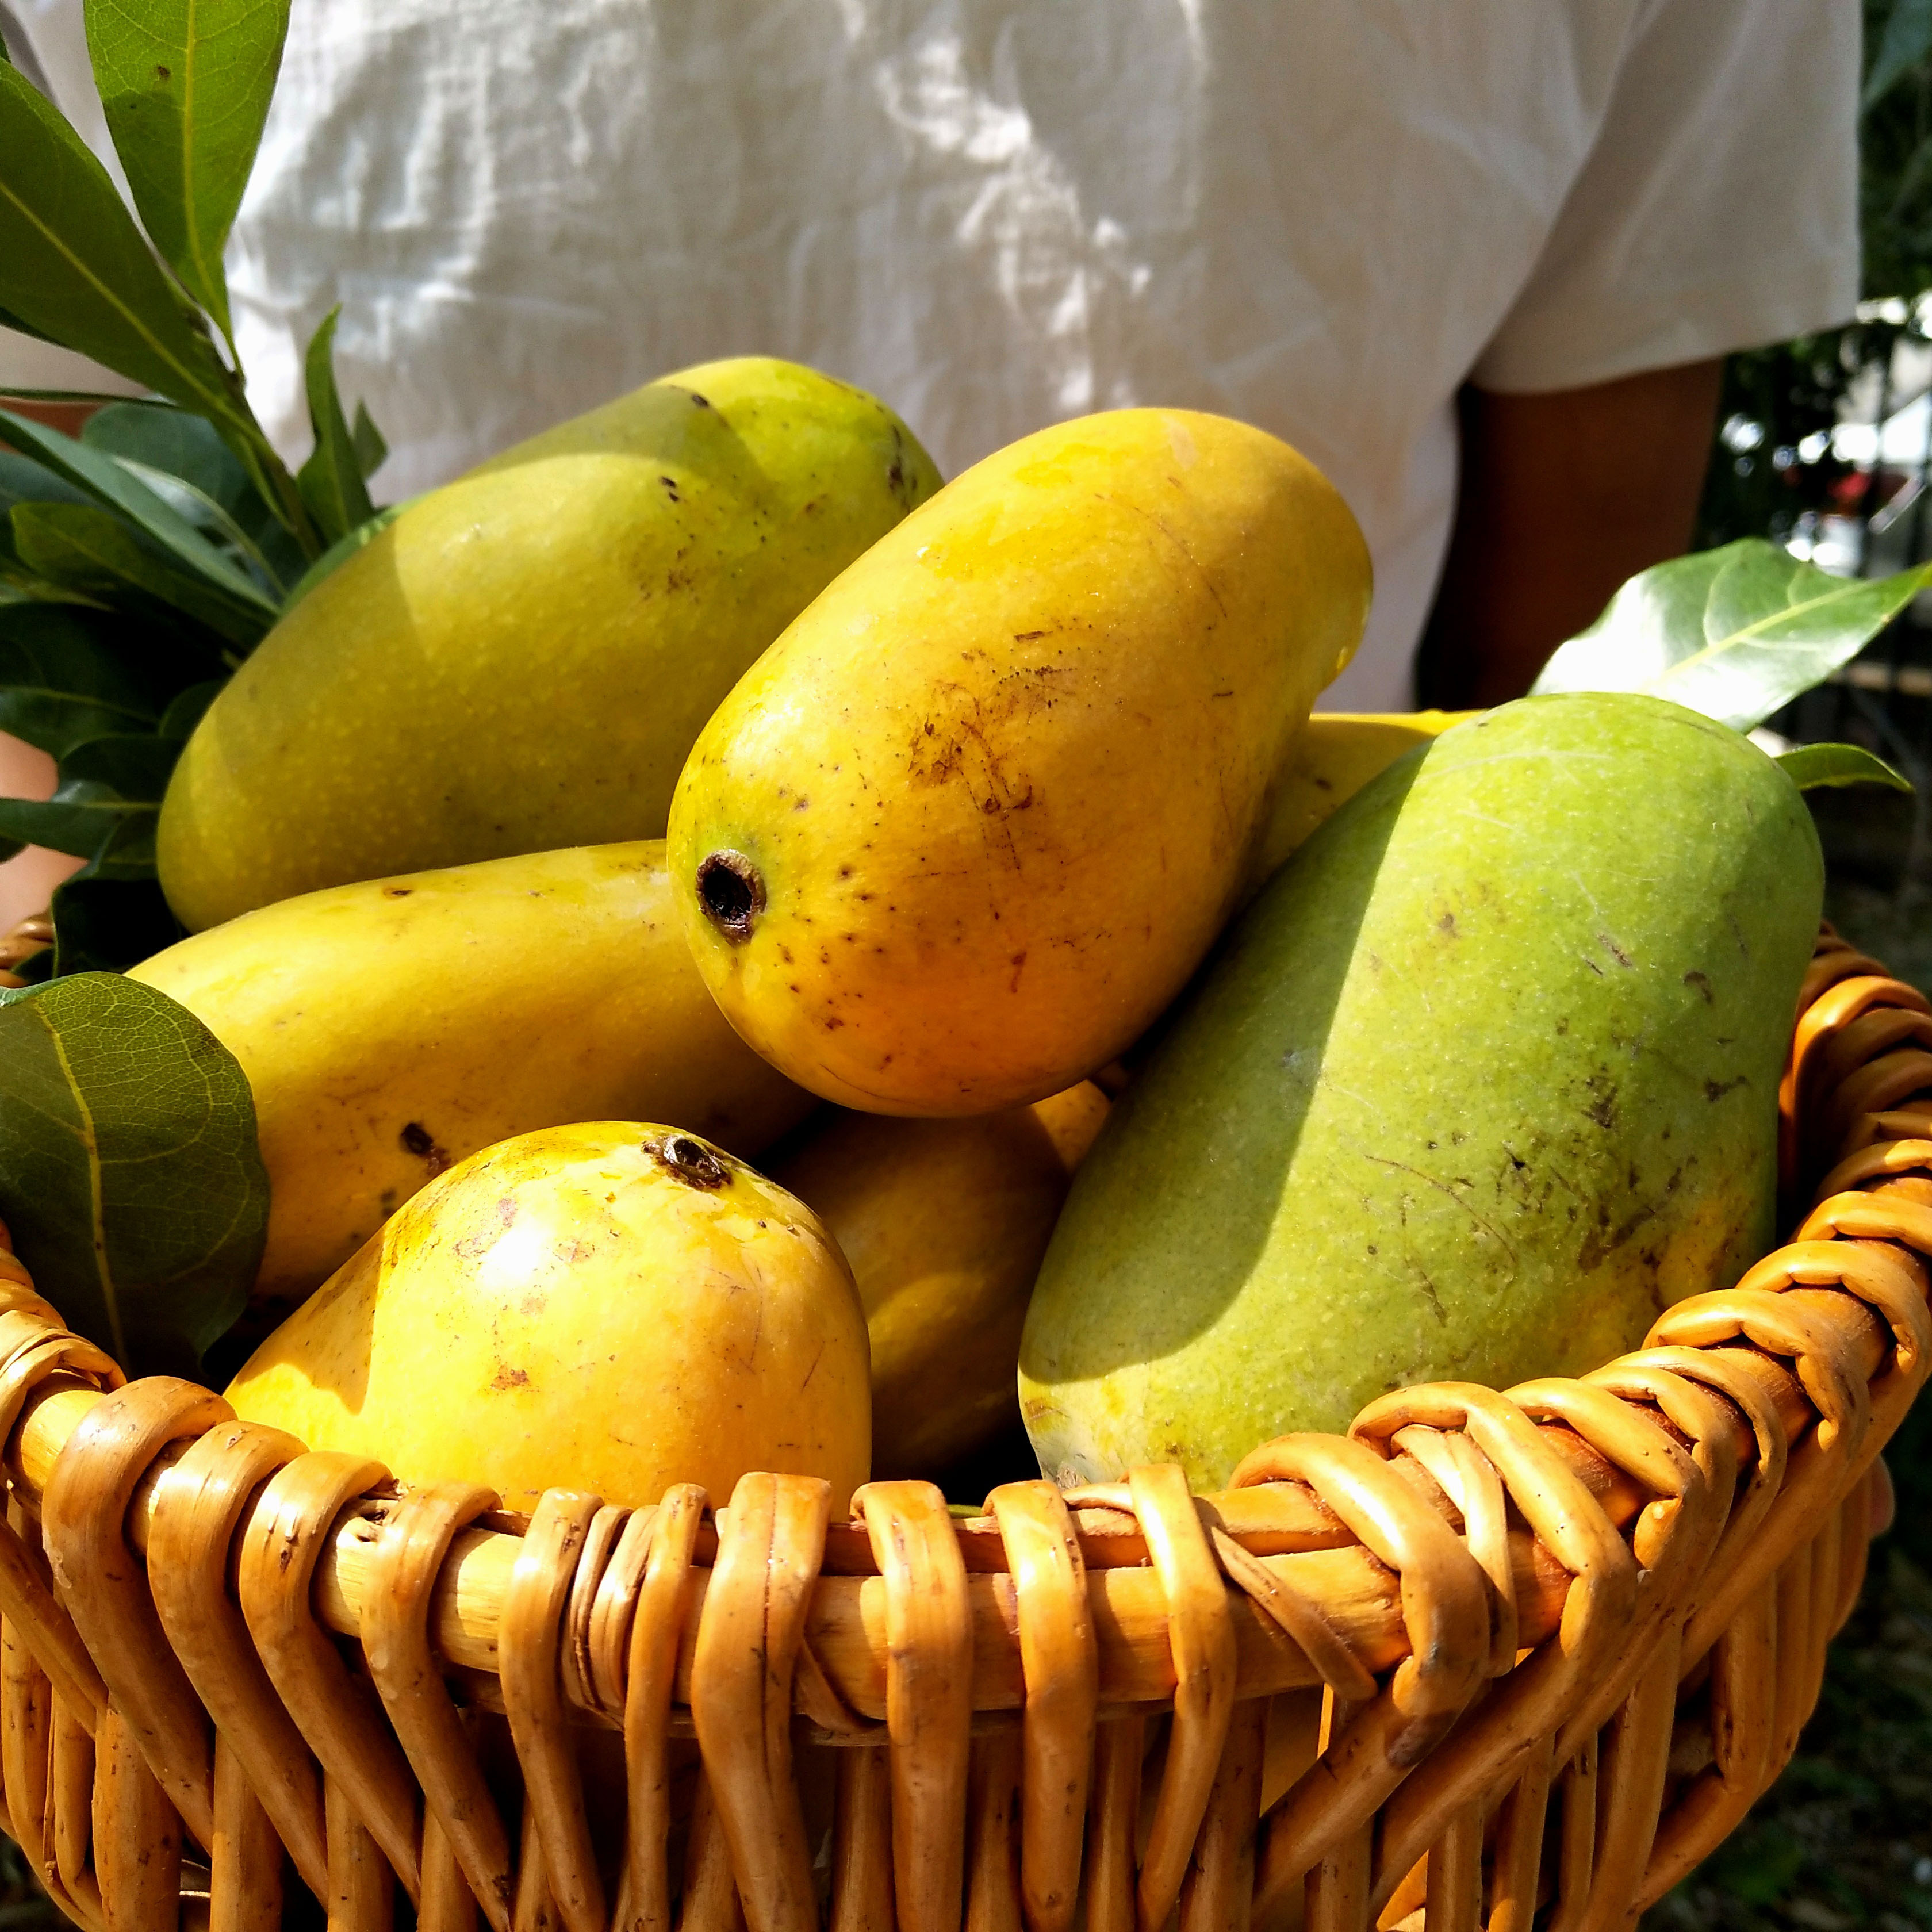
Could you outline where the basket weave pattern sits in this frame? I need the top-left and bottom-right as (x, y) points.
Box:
(0, 925), (1923, 1932)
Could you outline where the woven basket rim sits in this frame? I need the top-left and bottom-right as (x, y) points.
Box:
(0, 918), (1920, 1932)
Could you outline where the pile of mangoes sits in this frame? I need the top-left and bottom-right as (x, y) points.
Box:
(134, 358), (1824, 1513)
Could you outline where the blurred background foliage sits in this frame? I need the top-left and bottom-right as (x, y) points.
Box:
(1700, 0), (1932, 552)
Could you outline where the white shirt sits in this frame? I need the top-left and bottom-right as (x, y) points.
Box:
(5, 0), (1861, 707)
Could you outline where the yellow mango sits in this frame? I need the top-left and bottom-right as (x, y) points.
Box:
(159, 357), (941, 930)
(669, 409), (1371, 1114)
(129, 842), (811, 1310)
(1244, 710), (1479, 896)
(772, 1081), (1107, 1478)
(227, 1124), (870, 1512)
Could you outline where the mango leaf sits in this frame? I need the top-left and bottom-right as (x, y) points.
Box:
(1777, 742), (1914, 793)
(47, 873), (183, 976)
(0, 304), (59, 346)
(83, 401), (250, 508)
(64, 801), (160, 879)
(83, 0), (292, 347)
(0, 447), (91, 516)
(0, 408), (277, 615)
(282, 499), (404, 609)
(296, 308), (374, 545)
(1532, 540), (1932, 732)
(0, 60), (238, 420)
(157, 678), (220, 740)
(352, 400), (387, 481)
(0, 386), (178, 407)
(62, 731), (177, 796)
(0, 780), (152, 864)
(12, 501), (266, 649)
(0, 604), (160, 756)
(0, 972), (267, 1373)
(0, 699), (178, 873)
(112, 458), (288, 596)
(0, 528), (95, 605)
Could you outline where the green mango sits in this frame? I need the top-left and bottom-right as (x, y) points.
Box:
(158, 357), (940, 930)
(1020, 693), (1823, 1491)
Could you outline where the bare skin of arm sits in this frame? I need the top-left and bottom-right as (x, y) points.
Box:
(1416, 359), (1724, 709)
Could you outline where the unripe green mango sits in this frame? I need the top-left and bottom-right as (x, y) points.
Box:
(1021, 694), (1823, 1492)
(159, 357), (940, 931)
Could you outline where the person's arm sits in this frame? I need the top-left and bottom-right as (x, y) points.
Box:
(1416, 358), (1723, 710)
(0, 737), (82, 933)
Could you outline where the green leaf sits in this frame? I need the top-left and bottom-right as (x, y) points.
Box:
(0, 304), (60, 346)
(1531, 539), (1932, 733)
(0, 786), (150, 865)
(0, 447), (92, 516)
(83, 0), (292, 348)
(1866, 0), (1932, 110)
(47, 873), (183, 976)
(351, 398), (387, 482)
(37, 737), (178, 877)
(156, 677), (220, 740)
(296, 307), (374, 544)
(1777, 742), (1915, 793)
(282, 498), (404, 610)
(0, 972), (266, 1373)
(0, 386), (177, 407)
(12, 501), (266, 648)
(112, 457), (288, 596)
(0, 531), (98, 606)
(0, 408), (277, 615)
(82, 400), (248, 508)
(0, 604), (161, 756)
(0, 60), (239, 418)
(60, 731), (178, 800)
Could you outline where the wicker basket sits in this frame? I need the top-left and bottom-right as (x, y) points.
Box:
(0, 923), (1922, 1932)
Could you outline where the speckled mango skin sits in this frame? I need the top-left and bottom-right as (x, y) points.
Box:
(225, 1122), (871, 1513)
(129, 842), (812, 1309)
(772, 1081), (1109, 1478)
(669, 409), (1371, 1116)
(1020, 694), (1824, 1492)
(159, 357), (941, 931)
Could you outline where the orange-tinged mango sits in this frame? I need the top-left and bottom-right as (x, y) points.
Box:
(773, 1081), (1107, 1477)
(227, 1123), (870, 1512)
(670, 409), (1371, 1114)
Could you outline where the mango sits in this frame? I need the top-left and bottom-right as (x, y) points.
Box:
(227, 1122), (870, 1512)
(669, 409), (1371, 1115)
(159, 357), (941, 930)
(1244, 710), (1477, 898)
(1021, 694), (1823, 1492)
(772, 1082), (1108, 1478)
(129, 842), (811, 1309)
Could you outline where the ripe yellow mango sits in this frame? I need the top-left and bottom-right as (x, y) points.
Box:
(1244, 710), (1478, 898)
(771, 1082), (1107, 1478)
(159, 357), (941, 931)
(227, 1124), (870, 1512)
(669, 409), (1371, 1114)
(129, 842), (811, 1310)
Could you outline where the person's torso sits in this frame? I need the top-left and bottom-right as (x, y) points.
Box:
(228, 1), (1649, 701)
